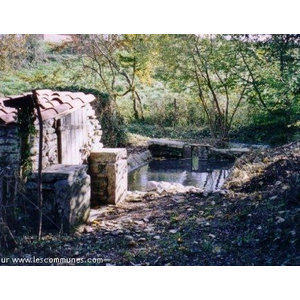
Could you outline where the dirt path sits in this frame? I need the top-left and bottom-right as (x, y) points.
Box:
(3, 142), (300, 266)
(4, 187), (299, 266)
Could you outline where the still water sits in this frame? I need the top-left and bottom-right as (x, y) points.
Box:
(128, 158), (234, 192)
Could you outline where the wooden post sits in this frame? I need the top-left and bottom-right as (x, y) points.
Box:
(32, 90), (44, 240)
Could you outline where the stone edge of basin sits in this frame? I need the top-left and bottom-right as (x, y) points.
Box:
(147, 138), (250, 160)
(128, 150), (152, 173)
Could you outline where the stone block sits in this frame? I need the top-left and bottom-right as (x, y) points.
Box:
(208, 148), (250, 160)
(89, 148), (127, 163)
(27, 164), (91, 233)
(88, 162), (107, 175)
(54, 174), (90, 233)
(148, 139), (185, 158)
(89, 149), (128, 205)
(183, 145), (192, 158)
(30, 164), (89, 183)
(191, 144), (210, 160)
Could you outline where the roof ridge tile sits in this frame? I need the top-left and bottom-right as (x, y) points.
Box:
(0, 90), (95, 124)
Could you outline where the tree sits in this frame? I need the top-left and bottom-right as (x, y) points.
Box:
(72, 34), (156, 121)
(191, 35), (250, 145)
(0, 34), (28, 71)
(157, 34), (250, 146)
(234, 34), (300, 143)
(118, 34), (157, 121)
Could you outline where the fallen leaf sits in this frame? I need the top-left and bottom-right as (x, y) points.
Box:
(212, 246), (221, 254)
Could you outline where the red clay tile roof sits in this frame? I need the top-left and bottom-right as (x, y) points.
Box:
(0, 90), (96, 124)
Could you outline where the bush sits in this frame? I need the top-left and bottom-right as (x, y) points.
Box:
(230, 107), (297, 146)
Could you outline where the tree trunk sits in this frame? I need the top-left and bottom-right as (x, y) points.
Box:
(173, 98), (178, 127)
(135, 91), (145, 121)
(132, 91), (140, 121)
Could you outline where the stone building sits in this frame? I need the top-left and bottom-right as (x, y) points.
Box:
(0, 90), (127, 233)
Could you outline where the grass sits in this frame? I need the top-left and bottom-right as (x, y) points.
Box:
(127, 123), (211, 143)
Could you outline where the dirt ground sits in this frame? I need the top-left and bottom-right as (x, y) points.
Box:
(2, 142), (300, 266)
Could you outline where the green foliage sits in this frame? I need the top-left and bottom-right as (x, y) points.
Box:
(128, 123), (210, 141)
(17, 106), (36, 179)
(231, 106), (300, 145)
(0, 60), (72, 97)
(0, 35), (28, 71)
(234, 34), (300, 143)
(155, 35), (251, 145)
(0, 71), (30, 96)
(94, 91), (128, 147)
(2, 34), (300, 147)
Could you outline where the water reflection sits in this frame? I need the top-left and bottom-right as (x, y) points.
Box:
(128, 158), (234, 192)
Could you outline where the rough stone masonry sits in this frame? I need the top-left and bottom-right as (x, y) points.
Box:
(27, 165), (91, 233)
(0, 90), (129, 233)
(29, 102), (103, 170)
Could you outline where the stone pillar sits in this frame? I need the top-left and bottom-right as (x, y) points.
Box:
(89, 149), (127, 206)
(183, 144), (192, 158)
(191, 144), (212, 160)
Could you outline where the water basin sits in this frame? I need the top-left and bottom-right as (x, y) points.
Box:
(128, 158), (234, 192)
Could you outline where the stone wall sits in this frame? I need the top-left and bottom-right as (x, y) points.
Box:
(0, 125), (20, 168)
(128, 150), (152, 173)
(30, 119), (58, 170)
(148, 139), (250, 160)
(0, 125), (20, 209)
(191, 144), (211, 160)
(148, 139), (188, 158)
(0, 104), (103, 231)
(26, 165), (91, 233)
(0, 104), (102, 172)
(86, 103), (103, 152)
(208, 148), (250, 160)
(30, 104), (103, 170)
